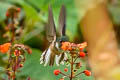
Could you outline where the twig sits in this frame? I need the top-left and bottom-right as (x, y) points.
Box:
(60, 72), (69, 78)
(11, 16), (15, 43)
(74, 54), (79, 63)
(74, 72), (83, 78)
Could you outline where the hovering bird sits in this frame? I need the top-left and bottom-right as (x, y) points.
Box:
(40, 5), (68, 66)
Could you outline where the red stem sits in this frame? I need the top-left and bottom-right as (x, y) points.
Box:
(11, 16), (15, 43)
(70, 56), (73, 80)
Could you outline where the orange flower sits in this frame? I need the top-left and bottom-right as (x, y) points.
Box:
(81, 42), (87, 47)
(61, 42), (70, 50)
(67, 46), (72, 51)
(77, 42), (87, 50)
(0, 43), (11, 54)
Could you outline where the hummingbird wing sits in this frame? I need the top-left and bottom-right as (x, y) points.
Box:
(46, 5), (56, 43)
(55, 52), (68, 66)
(40, 47), (53, 66)
(40, 6), (57, 66)
(58, 5), (66, 36)
(40, 44), (56, 66)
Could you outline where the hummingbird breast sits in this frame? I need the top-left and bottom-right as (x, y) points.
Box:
(50, 42), (61, 55)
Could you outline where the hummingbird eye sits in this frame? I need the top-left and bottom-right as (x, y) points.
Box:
(59, 40), (62, 43)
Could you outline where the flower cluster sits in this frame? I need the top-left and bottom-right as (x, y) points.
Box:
(54, 42), (91, 80)
(3, 6), (23, 42)
(61, 42), (87, 51)
(6, 44), (32, 80)
(6, 7), (21, 18)
(0, 6), (32, 80)
(54, 68), (91, 80)
(0, 43), (32, 80)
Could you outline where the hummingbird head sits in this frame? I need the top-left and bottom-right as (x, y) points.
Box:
(56, 36), (69, 43)
(55, 36), (68, 49)
(55, 36), (69, 49)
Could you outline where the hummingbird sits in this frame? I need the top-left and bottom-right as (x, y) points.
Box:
(40, 5), (68, 66)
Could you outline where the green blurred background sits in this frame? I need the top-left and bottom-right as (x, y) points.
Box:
(0, 0), (120, 80)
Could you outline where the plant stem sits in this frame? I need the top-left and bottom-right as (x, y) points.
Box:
(12, 56), (18, 80)
(70, 56), (73, 80)
(8, 76), (11, 80)
(12, 71), (15, 80)
(11, 16), (15, 43)
(74, 55), (79, 63)
(74, 72), (83, 78)
(60, 72), (69, 78)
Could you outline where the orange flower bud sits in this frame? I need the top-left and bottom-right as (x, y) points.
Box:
(6, 12), (10, 17)
(79, 52), (85, 58)
(27, 77), (31, 80)
(25, 46), (32, 54)
(17, 8), (21, 12)
(19, 64), (24, 67)
(64, 68), (68, 72)
(54, 69), (61, 75)
(14, 49), (21, 56)
(84, 70), (91, 76)
(7, 71), (12, 76)
(59, 78), (64, 80)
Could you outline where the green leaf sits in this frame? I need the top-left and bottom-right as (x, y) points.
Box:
(17, 49), (63, 80)
(8, 0), (41, 30)
(17, 49), (94, 80)
(0, 2), (11, 22)
(25, 0), (79, 41)
(109, 5), (120, 24)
